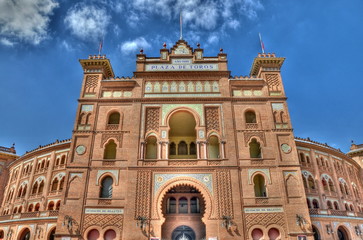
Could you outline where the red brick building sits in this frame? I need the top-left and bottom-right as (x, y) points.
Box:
(0, 40), (362, 240)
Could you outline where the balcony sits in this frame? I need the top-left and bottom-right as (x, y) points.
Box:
(309, 208), (360, 218)
(0, 210), (59, 222)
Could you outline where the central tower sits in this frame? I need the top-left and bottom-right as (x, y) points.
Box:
(55, 39), (313, 240)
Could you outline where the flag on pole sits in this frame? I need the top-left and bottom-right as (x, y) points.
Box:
(258, 33), (265, 53)
(98, 40), (103, 55)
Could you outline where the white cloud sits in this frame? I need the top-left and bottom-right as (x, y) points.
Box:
(120, 37), (151, 55)
(64, 3), (111, 42)
(0, 0), (58, 45)
(0, 38), (15, 47)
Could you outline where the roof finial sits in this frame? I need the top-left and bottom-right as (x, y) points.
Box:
(180, 11), (183, 40)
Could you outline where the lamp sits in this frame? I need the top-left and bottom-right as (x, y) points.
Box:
(136, 216), (148, 232)
(62, 215), (75, 231)
(6, 229), (13, 240)
(355, 225), (362, 236)
(326, 224), (334, 234)
(221, 215), (233, 230)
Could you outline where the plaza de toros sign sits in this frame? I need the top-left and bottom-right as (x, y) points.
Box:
(145, 58), (219, 71)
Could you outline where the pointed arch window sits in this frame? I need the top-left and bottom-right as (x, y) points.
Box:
(249, 138), (261, 158)
(32, 182), (38, 195)
(322, 179), (329, 191)
(38, 181), (44, 194)
(100, 176), (113, 198)
(104, 140), (117, 159)
(169, 142), (176, 155)
(312, 199), (319, 209)
(51, 178), (59, 191)
(302, 175), (308, 188)
(308, 176), (315, 189)
(145, 136), (157, 159)
(167, 197), (176, 214)
(327, 201), (333, 209)
(328, 179), (335, 192)
(334, 202), (339, 210)
(189, 142), (196, 155)
(178, 197), (188, 213)
(253, 174), (267, 197)
(59, 177), (65, 190)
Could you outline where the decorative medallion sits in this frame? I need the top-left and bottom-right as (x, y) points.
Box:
(281, 143), (291, 153)
(75, 145), (86, 155)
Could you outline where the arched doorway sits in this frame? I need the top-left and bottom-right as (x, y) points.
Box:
(168, 111), (197, 159)
(337, 226), (349, 240)
(18, 228), (31, 240)
(161, 185), (205, 240)
(48, 228), (56, 240)
(312, 225), (320, 240)
(172, 226), (195, 240)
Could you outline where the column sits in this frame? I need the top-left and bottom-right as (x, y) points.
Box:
(196, 142), (200, 159)
(203, 141), (207, 159)
(158, 142), (162, 160)
(165, 142), (169, 160)
(140, 142), (145, 159)
(221, 140), (226, 159)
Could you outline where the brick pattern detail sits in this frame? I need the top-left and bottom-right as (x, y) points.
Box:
(101, 133), (123, 148)
(85, 75), (98, 93)
(216, 170), (233, 218)
(145, 108), (160, 133)
(245, 212), (285, 231)
(135, 170), (152, 219)
(265, 74), (281, 92)
(83, 214), (123, 231)
(205, 107), (220, 132)
(244, 132), (266, 146)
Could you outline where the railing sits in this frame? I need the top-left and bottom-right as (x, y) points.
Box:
(309, 208), (362, 218)
(106, 124), (119, 130)
(245, 123), (258, 129)
(0, 210), (58, 222)
(98, 199), (112, 205)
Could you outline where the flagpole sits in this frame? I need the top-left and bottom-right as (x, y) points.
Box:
(259, 33), (265, 54)
(180, 12), (183, 40)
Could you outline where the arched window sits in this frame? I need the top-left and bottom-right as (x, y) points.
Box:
(100, 176), (113, 198)
(22, 185), (27, 197)
(253, 174), (266, 197)
(312, 225), (320, 240)
(312, 199), (319, 209)
(56, 201), (61, 210)
(308, 176), (315, 189)
(104, 229), (116, 240)
(251, 228), (263, 240)
(0, 230), (4, 239)
(208, 136), (220, 159)
(35, 203), (40, 211)
(56, 158), (60, 166)
(28, 204), (33, 212)
(38, 181), (44, 194)
(104, 140), (117, 159)
(268, 228), (280, 240)
(18, 206), (22, 213)
(51, 178), (59, 191)
(167, 197), (176, 214)
(108, 112), (120, 124)
(32, 182), (38, 195)
(59, 177), (65, 190)
(48, 201), (54, 210)
(302, 175), (308, 188)
(19, 228), (31, 240)
(13, 207), (18, 214)
(87, 229), (100, 240)
(249, 138), (261, 158)
(189, 142), (196, 155)
(350, 205), (354, 211)
(169, 142), (176, 155)
(345, 203), (349, 211)
(307, 199), (311, 208)
(61, 155), (66, 165)
(327, 201), (333, 209)
(178, 141), (188, 155)
(306, 156), (310, 163)
(328, 179), (335, 192)
(190, 197), (200, 213)
(344, 184), (349, 195)
(17, 186), (23, 198)
(245, 111), (257, 123)
(322, 179), (328, 191)
(49, 228), (56, 240)
(145, 136), (157, 159)
(334, 202), (339, 210)
(340, 183), (345, 194)
(300, 153), (305, 162)
(178, 197), (188, 213)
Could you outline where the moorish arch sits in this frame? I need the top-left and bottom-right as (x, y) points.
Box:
(154, 178), (214, 222)
(166, 109), (199, 159)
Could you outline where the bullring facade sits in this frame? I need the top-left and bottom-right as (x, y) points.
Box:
(0, 40), (362, 240)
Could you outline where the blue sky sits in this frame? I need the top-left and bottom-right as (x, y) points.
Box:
(0, 0), (362, 155)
